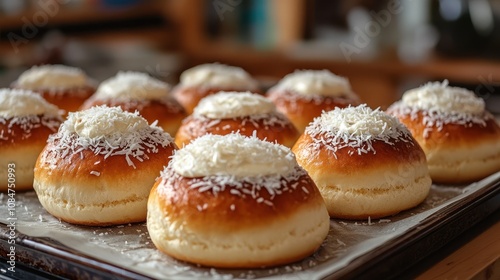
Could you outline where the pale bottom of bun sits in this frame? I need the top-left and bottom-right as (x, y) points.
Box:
(424, 141), (500, 184)
(312, 164), (432, 219)
(428, 154), (500, 184)
(147, 199), (330, 268)
(33, 177), (153, 226)
(0, 145), (44, 192)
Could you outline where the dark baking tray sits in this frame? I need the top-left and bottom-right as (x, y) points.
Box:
(1, 173), (499, 280)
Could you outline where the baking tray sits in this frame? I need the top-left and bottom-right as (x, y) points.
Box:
(1, 171), (499, 280)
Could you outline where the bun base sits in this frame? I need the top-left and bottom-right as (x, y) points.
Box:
(293, 133), (431, 219)
(0, 146), (45, 191)
(34, 143), (175, 226)
(147, 170), (330, 268)
(390, 110), (500, 184)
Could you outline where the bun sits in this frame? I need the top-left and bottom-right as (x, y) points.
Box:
(267, 70), (360, 132)
(0, 89), (63, 191)
(172, 63), (260, 113)
(81, 71), (187, 136)
(174, 91), (299, 148)
(293, 105), (431, 219)
(33, 106), (177, 226)
(12, 64), (96, 114)
(147, 133), (330, 268)
(387, 80), (500, 184)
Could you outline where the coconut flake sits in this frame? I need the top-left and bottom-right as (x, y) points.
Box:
(271, 69), (357, 99)
(180, 63), (258, 90)
(92, 71), (171, 101)
(388, 81), (489, 137)
(40, 106), (173, 169)
(193, 91), (275, 119)
(305, 104), (412, 157)
(159, 133), (309, 202)
(15, 64), (90, 90)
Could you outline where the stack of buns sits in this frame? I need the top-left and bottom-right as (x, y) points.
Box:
(81, 71), (187, 136)
(387, 81), (500, 184)
(0, 89), (63, 191)
(175, 91), (299, 148)
(11, 64), (96, 114)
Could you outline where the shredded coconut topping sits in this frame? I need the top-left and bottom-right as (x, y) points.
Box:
(0, 89), (63, 142)
(160, 134), (308, 202)
(41, 106), (173, 169)
(193, 91), (276, 119)
(305, 104), (412, 157)
(180, 63), (258, 90)
(172, 133), (298, 178)
(401, 80), (485, 114)
(15, 64), (89, 89)
(0, 88), (61, 118)
(93, 71), (171, 101)
(273, 70), (356, 98)
(388, 80), (489, 137)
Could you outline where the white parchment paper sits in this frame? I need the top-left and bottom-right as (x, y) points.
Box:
(1, 172), (499, 279)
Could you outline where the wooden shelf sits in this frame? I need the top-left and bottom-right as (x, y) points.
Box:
(165, 0), (500, 109)
(0, 1), (163, 30)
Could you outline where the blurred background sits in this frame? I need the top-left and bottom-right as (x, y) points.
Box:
(0, 0), (499, 112)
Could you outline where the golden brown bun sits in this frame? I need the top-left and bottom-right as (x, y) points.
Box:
(293, 133), (431, 219)
(147, 167), (330, 268)
(172, 86), (262, 114)
(174, 114), (300, 148)
(33, 140), (177, 226)
(388, 110), (500, 184)
(80, 99), (187, 137)
(12, 84), (95, 115)
(266, 89), (360, 132)
(0, 116), (62, 191)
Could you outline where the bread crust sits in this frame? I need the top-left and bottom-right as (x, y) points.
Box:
(147, 167), (330, 268)
(12, 84), (95, 114)
(172, 86), (261, 114)
(266, 89), (360, 132)
(33, 140), (176, 226)
(80, 98), (187, 136)
(292, 133), (431, 219)
(389, 110), (500, 184)
(0, 115), (62, 191)
(174, 114), (299, 148)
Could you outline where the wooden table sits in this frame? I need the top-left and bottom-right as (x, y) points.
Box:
(405, 209), (500, 279)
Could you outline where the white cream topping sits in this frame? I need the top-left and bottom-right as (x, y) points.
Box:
(172, 133), (297, 178)
(275, 70), (356, 98)
(66, 106), (149, 139)
(43, 105), (173, 168)
(180, 63), (258, 89)
(93, 71), (171, 101)
(0, 88), (61, 118)
(16, 64), (89, 89)
(402, 80), (485, 115)
(306, 104), (411, 156)
(193, 91), (276, 119)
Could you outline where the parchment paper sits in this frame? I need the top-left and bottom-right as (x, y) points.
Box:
(1, 172), (499, 279)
